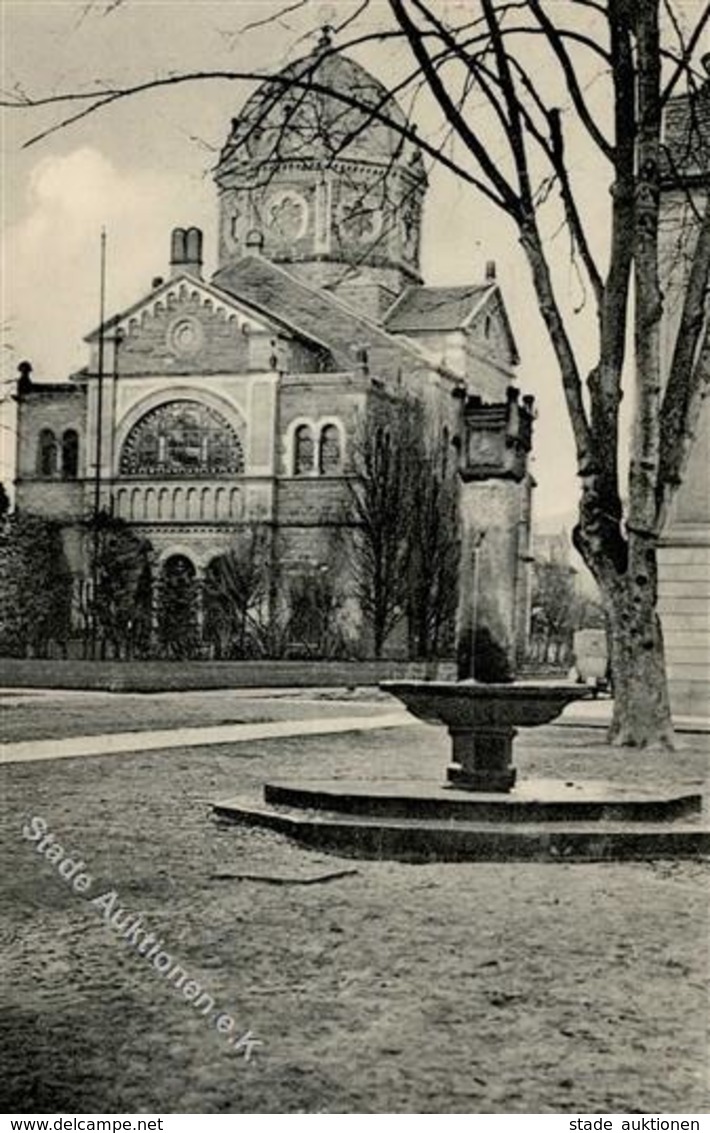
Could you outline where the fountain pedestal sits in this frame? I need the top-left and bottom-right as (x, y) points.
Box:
(381, 680), (585, 793)
(447, 725), (517, 791)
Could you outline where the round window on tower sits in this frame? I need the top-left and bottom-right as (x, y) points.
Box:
(337, 188), (383, 246)
(264, 190), (309, 242)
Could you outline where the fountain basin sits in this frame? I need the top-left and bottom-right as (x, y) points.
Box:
(380, 680), (586, 727)
(380, 680), (589, 792)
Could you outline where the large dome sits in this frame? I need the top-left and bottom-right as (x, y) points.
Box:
(219, 36), (423, 172)
(214, 34), (427, 299)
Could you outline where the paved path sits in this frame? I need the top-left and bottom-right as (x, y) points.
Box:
(0, 711), (417, 765)
(559, 698), (710, 734)
(1, 692), (706, 768)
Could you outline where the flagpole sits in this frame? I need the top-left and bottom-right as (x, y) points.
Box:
(91, 228), (107, 659)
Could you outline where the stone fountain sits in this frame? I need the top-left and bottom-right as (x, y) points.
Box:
(382, 386), (583, 795)
(214, 389), (707, 860)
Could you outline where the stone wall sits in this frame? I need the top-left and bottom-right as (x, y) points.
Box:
(15, 386), (86, 481)
(14, 479), (87, 523)
(658, 536), (710, 715)
(657, 163), (710, 716)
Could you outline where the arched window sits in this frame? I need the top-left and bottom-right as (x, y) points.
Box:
(62, 429), (79, 479)
(319, 424), (342, 474)
(157, 554), (200, 660)
(119, 400), (244, 477)
(294, 424), (315, 475)
(37, 429), (58, 477)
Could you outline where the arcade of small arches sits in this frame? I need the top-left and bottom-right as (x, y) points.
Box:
(114, 483), (243, 523)
(36, 428), (79, 479)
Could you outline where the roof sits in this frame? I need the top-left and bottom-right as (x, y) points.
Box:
(385, 280), (520, 366)
(211, 255), (453, 380)
(384, 284), (493, 332)
(84, 271), (321, 351)
(218, 43), (424, 178)
(661, 77), (710, 184)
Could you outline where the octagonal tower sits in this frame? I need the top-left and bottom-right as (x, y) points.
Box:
(214, 30), (427, 313)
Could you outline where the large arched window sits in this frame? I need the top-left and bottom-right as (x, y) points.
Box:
(319, 424), (342, 474)
(37, 429), (58, 477)
(62, 429), (79, 479)
(119, 400), (244, 477)
(293, 424), (315, 475)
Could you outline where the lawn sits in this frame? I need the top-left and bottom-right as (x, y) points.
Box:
(0, 688), (392, 744)
(0, 714), (707, 1114)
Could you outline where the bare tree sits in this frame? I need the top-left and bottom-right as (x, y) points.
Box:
(286, 564), (348, 659)
(375, 0), (709, 748)
(202, 524), (271, 658)
(529, 559), (581, 668)
(347, 398), (458, 659)
(90, 511), (154, 660)
(4, 0), (710, 745)
(405, 428), (459, 662)
(347, 400), (418, 657)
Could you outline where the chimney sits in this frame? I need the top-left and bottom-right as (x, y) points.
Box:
(170, 226), (203, 279)
(485, 260), (496, 281)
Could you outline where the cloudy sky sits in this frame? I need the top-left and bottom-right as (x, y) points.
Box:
(3, 0), (702, 523)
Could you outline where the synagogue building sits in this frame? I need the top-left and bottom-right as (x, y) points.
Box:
(13, 33), (533, 658)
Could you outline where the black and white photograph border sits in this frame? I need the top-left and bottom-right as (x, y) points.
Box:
(0, 0), (708, 1119)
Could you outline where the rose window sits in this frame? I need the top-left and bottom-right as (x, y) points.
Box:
(266, 192), (308, 241)
(120, 400), (245, 477)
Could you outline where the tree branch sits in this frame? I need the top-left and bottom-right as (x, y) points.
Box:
(528, 0), (614, 161)
(661, 0), (710, 105)
(390, 0), (521, 213)
(549, 109), (604, 304)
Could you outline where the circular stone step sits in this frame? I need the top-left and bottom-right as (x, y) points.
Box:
(262, 777), (703, 824)
(213, 790), (710, 862)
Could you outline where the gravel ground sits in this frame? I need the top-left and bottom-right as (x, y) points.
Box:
(0, 716), (707, 1114)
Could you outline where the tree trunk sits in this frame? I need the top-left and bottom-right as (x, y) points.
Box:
(373, 618), (385, 660)
(597, 545), (674, 749)
(596, 3), (674, 751)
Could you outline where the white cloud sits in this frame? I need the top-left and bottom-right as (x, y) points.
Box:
(4, 147), (214, 380)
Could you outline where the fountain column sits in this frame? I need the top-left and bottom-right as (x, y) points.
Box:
(448, 387), (535, 791)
